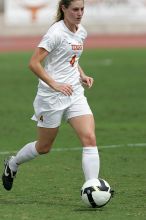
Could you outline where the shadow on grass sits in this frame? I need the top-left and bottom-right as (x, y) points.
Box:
(74, 207), (104, 212)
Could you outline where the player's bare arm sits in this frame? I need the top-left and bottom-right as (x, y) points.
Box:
(78, 64), (94, 88)
(29, 47), (73, 96)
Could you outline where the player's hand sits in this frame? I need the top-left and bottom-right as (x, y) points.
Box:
(50, 81), (73, 96)
(80, 76), (94, 88)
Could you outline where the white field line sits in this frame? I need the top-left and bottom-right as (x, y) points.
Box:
(0, 143), (146, 155)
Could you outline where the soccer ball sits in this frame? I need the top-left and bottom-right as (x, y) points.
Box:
(81, 178), (113, 208)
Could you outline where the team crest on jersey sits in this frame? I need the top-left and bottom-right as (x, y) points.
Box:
(40, 115), (43, 122)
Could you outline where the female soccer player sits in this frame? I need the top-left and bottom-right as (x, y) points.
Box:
(2, 0), (100, 191)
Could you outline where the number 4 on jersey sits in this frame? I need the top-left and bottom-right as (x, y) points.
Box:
(70, 55), (77, 67)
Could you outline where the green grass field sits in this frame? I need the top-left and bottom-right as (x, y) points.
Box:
(0, 49), (146, 220)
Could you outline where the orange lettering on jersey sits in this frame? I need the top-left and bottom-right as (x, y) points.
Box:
(70, 55), (77, 67)
(72, 44), (83, 51)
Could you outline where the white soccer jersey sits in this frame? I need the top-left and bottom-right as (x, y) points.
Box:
(37, 20), (87, 95)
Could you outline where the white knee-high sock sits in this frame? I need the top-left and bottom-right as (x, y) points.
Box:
(9, 141), (39, 172)
(82, 146), (100, 181)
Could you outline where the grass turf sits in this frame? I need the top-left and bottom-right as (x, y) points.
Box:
(0, 49), (146, 220)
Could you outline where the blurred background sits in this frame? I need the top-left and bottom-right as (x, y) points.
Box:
(0, 0), (146, 37)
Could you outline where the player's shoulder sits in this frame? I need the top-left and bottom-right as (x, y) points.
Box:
(46, 20), (64, 35)
(79, 24), (87, 34)
(78, 24), (87, 40)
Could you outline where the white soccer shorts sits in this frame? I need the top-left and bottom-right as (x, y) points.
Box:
(31, 90), (92, 128)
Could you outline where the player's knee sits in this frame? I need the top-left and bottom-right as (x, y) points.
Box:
(41, 146), (51, 154)
(81, 132), (96, 146)
(36, 142), (52, 154)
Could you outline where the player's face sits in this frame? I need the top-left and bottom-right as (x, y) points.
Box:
(62, 0), (84, 25)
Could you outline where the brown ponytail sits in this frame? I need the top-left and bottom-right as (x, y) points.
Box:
(55, 0), (76, 22)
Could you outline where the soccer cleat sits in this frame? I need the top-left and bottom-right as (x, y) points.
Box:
(2, 156), (17, 191)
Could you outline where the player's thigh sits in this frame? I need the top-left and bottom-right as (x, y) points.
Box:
(37, 126), (59, 144)
(68, 114), (96, 146)
(36, 127), (59, 153)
